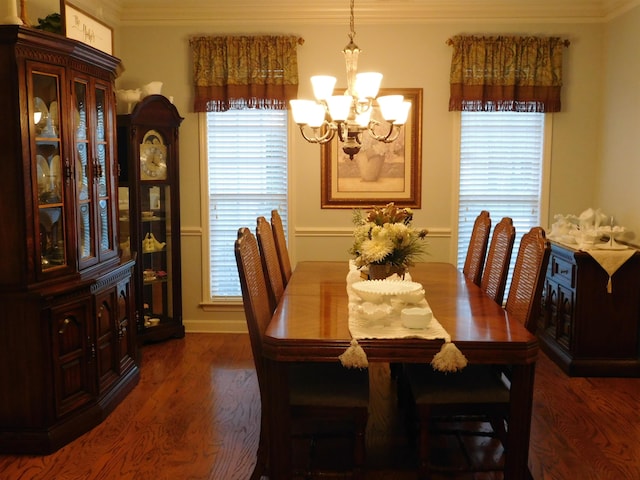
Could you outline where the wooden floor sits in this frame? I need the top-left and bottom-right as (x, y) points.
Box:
(0, 333), (638, 479)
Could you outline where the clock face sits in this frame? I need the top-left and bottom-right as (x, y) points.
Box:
(140, 130), (167, 180)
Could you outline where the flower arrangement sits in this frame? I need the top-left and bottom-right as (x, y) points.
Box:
(350, 203), (429, 271)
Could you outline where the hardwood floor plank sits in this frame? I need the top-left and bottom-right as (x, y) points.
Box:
(0, 333), (638, 480)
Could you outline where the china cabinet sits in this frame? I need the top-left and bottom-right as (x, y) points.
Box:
(537, 241), (640, 376)
(0, 26), (138, 453)
(117, 95), (185, 343)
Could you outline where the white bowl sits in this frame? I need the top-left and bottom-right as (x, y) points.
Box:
(352, 280), (423, 303)
(401, 307), (433, 329)
(396, 288), (426, 304)
(354, 302), (393, 323)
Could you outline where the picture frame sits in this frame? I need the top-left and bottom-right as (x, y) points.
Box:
(62, 2), (113, 55)
(321, 87), (423, 209)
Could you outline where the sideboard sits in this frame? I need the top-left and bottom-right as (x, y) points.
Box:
(537, 241), (640, 377)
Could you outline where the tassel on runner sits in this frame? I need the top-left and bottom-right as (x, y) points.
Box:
(339, 339), (369, 369)
(431, 341), (468, 373)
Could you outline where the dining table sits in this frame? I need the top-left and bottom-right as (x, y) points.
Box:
(262, 261), (538, 479)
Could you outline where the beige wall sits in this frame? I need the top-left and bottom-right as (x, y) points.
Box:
(599, 6), (640, 240)
(113, 8), (638, 332)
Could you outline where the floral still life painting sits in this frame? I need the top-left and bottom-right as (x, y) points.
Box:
(321, 88), (423, 208)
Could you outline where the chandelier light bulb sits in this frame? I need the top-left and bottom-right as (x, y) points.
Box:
(354, 72), (383, 99)
(289, 99), (315, 125)
(394, 101), (412, 125)
(355, 108), (372, 127)
(326, 95), (353, 121)
(377, 95), (405, 122)
(311, 75), (337, 101)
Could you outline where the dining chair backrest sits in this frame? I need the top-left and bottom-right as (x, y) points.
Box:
(234, 227), (271, 396)
(505, 226), (551, 333)
(463, 210), (491, 286)
(271, 209), (292, 284)
(236, 228), (369, 480)
(256, 216), (285, 312)
(481, 217), (516, 305)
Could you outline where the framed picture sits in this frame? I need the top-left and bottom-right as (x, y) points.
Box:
(321, 88), (423, 209)
(62, 2), (113, 55)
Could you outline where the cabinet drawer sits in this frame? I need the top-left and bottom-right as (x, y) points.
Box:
(550, 254), (575, 288)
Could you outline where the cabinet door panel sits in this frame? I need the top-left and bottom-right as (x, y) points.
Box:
(95, 289), (119, 393)
(117, 279), (137, 372)
(557, 284), (573, 349)
(51, 300), (95, 417)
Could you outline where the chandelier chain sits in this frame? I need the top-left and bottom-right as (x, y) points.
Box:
(349, 0), (355, 42)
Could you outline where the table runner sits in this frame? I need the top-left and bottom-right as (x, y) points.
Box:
(339, 262), (468, 372)
(552, 239), (635, 293)
(585, 249), (635, 293)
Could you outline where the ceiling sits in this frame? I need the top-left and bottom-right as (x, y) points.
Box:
(76, 0), (639, 26)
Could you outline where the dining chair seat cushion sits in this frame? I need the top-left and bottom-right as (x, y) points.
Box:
(289, 363), (369, 408)
(403, 364), (510, 405)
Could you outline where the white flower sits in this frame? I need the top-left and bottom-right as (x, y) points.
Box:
(349, 203), (429, 269)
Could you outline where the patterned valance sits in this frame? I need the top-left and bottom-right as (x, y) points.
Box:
(190, 35), (303, 112)
(448, 35), (567, 113)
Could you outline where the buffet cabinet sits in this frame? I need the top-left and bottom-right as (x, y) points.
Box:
(537, 241), (640, 377)
(117, 95), (185, 343)
(0, 26), (139, 453)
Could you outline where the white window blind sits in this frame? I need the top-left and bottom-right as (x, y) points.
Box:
(207, 109), (288, 298)
(457, 111), (545, 290)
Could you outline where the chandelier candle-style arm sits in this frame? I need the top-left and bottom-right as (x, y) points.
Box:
(289, 0), (410, 160)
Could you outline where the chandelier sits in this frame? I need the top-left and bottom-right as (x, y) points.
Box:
(289, 0), (410, 160)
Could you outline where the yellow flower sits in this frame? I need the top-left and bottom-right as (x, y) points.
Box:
(349, 202), (429, 269)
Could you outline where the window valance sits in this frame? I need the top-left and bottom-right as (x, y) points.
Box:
(448, 35), (567, 113)
(190, 35), (303, 112)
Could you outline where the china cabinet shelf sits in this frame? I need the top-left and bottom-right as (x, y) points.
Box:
(0, 25), (139, 454)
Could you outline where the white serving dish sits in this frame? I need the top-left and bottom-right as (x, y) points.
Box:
(401, 307), (433, 329)
(352, 279), (423, 303)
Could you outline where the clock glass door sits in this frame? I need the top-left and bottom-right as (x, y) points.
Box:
(139, 131), (173, 330)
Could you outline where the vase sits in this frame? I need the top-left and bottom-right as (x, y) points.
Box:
(1, 0), (23, 24)
(367, 264), (406, 280)
(356, 154), (385, 182)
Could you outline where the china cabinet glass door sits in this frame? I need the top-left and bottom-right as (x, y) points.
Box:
(32, 69), (68, 272)
(73, 76), (118, 270)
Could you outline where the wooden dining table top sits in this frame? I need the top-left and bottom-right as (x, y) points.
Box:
(263, 261), (539, 365)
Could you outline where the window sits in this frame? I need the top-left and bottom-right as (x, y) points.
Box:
(456, 111), (550, 290)
(206, 109), (288, 299)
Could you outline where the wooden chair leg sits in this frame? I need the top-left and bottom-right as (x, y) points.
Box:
(417, 407), (432, 480)
(251, 414), (269, 480)
(353, 414), (367, 480)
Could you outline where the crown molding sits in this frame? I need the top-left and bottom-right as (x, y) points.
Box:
(68, 0), (639, 27)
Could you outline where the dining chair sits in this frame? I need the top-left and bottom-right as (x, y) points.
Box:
(400, 226), (550, 479)
(271, 209), (293, 285)
(480, 217), (516, 305)
(235, 228), (369, 480)
(462, 210), (491, 286)
(256, 216), (286, 312)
